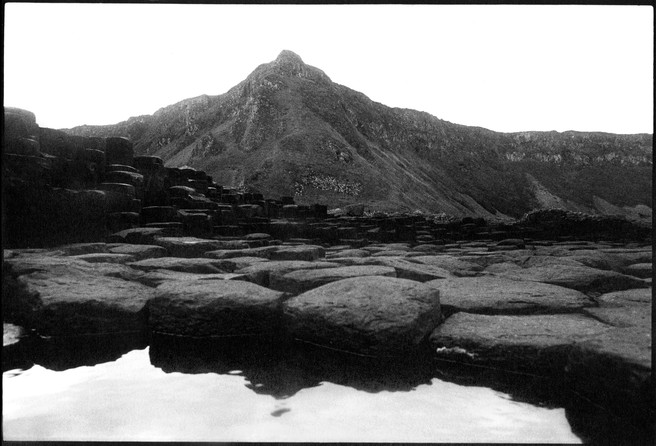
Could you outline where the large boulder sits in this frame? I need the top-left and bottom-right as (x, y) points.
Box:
(270, 265), (396, 294)
(148, 280), (285, 337)
(430, 312), (612, 375)
(489, 264), (647, 295)
(425, 276), (593, 315)
(283, 276), (441, 356)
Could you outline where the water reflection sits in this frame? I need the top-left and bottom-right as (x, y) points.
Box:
(148, 335), (653, 444)
(3, 347), (581, 442)
(29, 332), (148, 371)
(149, 334), (436, 398)
(3, 333), (651, 443)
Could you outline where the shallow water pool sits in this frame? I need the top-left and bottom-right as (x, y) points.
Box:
(3, 344), (581, 443)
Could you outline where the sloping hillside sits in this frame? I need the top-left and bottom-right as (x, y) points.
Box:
(65, 50), (652, 219)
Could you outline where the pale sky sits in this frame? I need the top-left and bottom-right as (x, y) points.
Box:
(4, 4), (653, 134)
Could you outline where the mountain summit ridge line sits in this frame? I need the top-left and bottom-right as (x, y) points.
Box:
(63, 50), (653, 219)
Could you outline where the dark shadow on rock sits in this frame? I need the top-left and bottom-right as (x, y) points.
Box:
(148, 334), (436, 399)
(431, 357), (654, 445)
(3, 337), (36, 372)
(24, 332), (148, 371)
(431, 357), (566, 408)
(563, 392), (654, 446)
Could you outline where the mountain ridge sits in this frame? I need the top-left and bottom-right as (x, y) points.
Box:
(63, 50), (653, 220)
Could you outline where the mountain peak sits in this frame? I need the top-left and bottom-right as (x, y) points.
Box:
(276, 50), (304, 64)
(258, 49), (330, 83)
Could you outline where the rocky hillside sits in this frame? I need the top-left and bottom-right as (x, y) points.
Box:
(65, 50), (653, 220)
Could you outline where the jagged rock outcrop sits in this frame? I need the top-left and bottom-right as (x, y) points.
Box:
(63, 50), (652, 220)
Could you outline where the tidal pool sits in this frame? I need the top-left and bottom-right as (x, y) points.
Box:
(3, 346), (581, 442)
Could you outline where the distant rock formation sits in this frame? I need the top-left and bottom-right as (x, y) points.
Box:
(63, 50), (652, 220)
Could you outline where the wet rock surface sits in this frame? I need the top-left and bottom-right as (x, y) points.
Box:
(489, 263), (647, 294)
(3, 236), (653, 441)
(430, 312), (612, 374)
(149, 280), (285, 337)
(424, 276), (593, 315)
(270, 265), (397, 294)
(283, 276), (441, 356)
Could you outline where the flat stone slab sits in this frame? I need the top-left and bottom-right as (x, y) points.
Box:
(4, 252), (144, 281)
(152, 237), (228, 258)
(236, 261), (339, 287)
(107, 227), (169, 245)
(209, 240), (251, 250)
(10, 264), (154, 336)
(364, 243), (411, 252)
(135, 270), (247, 287)
(71, 253), (136, 264)
(270, 265), (397, 294)
(311, 256), (453, 282)
(409, 255), (483, 276)
(621, 263), (652, 278)
(217, 256), (270, 270)
(283, 276), (441, 356)
(59, 242), (108, 256)
(430, 312), (612, 374)
(325, 249), (371, 258)
(457, 253), (524, 268)
(371, 250), (411, 257)
(565, 326), (652, 423)
(583, 304), (651, 329)
(370, 258), (453, 282)
(424, 276), (593, 315)
(600, 249), (652, 266)
(594, 288), (652, 307)
(490, 264), (647, 295)
(149, 280), (285, 337)
(204, 246), (277, 260)
(558, 249), (625, 272)
(517, 256), (587, 269)
(269, 245), (326, 261)
(106, 243), (168, 260)
(127, 257), (235, 274)
(411, 244), (446, 253)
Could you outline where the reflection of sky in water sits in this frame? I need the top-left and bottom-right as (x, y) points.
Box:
(3, 348), (581, 443)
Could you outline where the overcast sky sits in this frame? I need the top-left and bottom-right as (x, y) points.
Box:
(4, 4), (653, 134)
